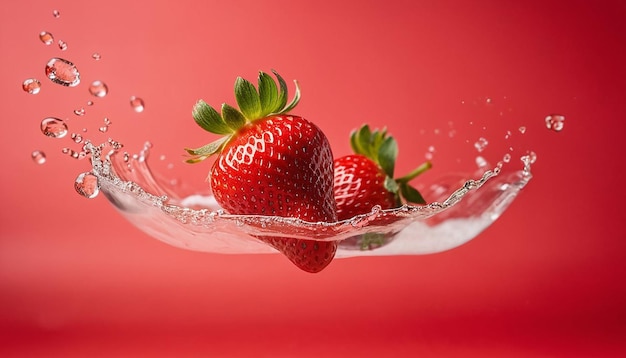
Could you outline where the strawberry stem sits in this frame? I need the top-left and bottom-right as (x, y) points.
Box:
(396, 161), (432, 184)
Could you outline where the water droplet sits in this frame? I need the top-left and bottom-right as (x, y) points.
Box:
(503, 153), (511, 163)
(45, 58), (80, 87)
(159, 154), (166, 161)
(545, 114), (565, 132)
(73, 108), (85, 116)
(89, 80), (108, 97)
(52, 10), (60, 18)
(31, 150), (46, 164)
(41, 117), (68, 138)
(99, 126), (109, 133)
(504, 130), (512, 139)
(91, 53), (101, 61)
(22, 78), (41, 94)
(103, 117), (112, 125)
(486, 97), (492, 104)
(518, 126), (526, 134)
(475, 156), (488, 168)
(74, 172), (100, 199)
(39, 31), (54, 45)
(474, 137), (489, 152)
(130, 96), (144, 112)
(71, 133), (83, 143)
(86, 100), (94, 106)
(58, 40), (67, 51)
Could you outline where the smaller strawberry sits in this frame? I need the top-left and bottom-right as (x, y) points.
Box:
(333, 125), (432, 221)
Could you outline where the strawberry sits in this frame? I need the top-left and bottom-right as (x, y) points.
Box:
(185, 70), (337, 273)
(334, 125), (432, 221)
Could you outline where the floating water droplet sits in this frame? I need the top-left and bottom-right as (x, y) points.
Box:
(448, 129), (456, 138)
(486, 97), (492, 104)
(71, 133), (83, 143)
(159, 154), (166, 161)
(52, 10), (60, 18)
(474, 137), (489, 152)
(503, 153), (511, 163)
(475, 156), (488, 168)
(86, 100), (94, 106)
(504, 130), (512, 139)
(22, 78), (41, 94)
(74, 172), (100, 199)
(58, 40), (67, 51)
(89, 80), (108, 97)
(45, 58), (80, 87)
(91, 53), (101, 61)
(41, 117), (68, 138)
(99, 126), (109, 133)
(74, 108), (85, 116)
(39, 31), (54, 45)
(31, 150), (46, 164)
(518, 126), (526, 134)
(103, 117), (112, 125)
(130, 96), (144, 112)
(545, 114), (565, 132)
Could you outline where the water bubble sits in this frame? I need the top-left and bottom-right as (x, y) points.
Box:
(502, 153), (511, 163)
(39, 31), (54, 45)
(486, 97), (492, 104)
(73, 108), (85, 116)
(58, 40), (68, 51)
(74, 172), (100, 199)
(545, 114), (565, 132)
(92, 53), (101, 61)
(89, 80), (108, 97)
(130, 96), (145, 112)
(31, 150), (46, 164)
(52, 10), (60, 18)
(86, 100), (94, 106)
(518, 126), (527, 134)
(45, 58), (80, 87)
(22, 78), (41, 94)
(99, 126), (109, 133)
(41, 117), (68, 138)
(474, 137), (489, 152)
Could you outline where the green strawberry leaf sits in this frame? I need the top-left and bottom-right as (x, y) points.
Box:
(280, 79), (301, 114)
(258, 71), (280, 116)
(235, 77), (262, 120)
(185, 136), (230, 160)
(378, 136), (398, 178)
(221, 103), (246, 130)
(273, 70), (289, 111)
(192, 100), (233, 135)
(399, 182), (426, 204)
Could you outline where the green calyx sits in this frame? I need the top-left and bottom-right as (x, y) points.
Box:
(350, 124), (432, 205)
(184, 70), (300, 163)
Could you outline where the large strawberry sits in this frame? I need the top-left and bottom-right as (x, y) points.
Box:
(185, 70), (337, 273)
(334, 125), (432, 221)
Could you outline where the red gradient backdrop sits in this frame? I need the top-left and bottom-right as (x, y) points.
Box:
(1, 0), (625, 356)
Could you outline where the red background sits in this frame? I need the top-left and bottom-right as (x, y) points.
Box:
(1, 0), (625, 356)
